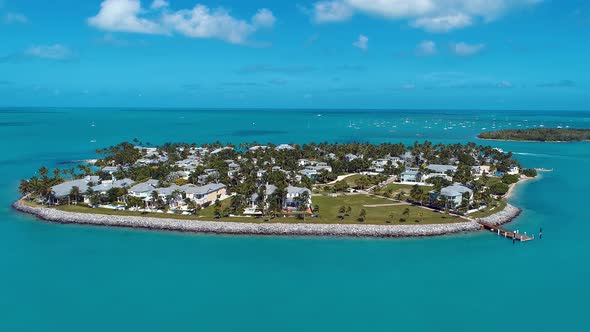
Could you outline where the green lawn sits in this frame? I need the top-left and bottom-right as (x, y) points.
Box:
(311, 194), (463, 225)
(468, 199), (507, 218)
(51, 193), (465, 225)
(374, 183), (431, 196)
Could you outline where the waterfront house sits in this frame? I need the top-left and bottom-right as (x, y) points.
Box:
(472, 165), (492, 177)
(248, 145), (268, 152)
(211, 146), (233, 154)
(430, 184), (473, 208)
(507, 166), (520, 175)
(128, 179), (160, 198)
(285, 185), (312, 209)
(50, 176), (101, 203)
(129, 180), (226, 207)
(184, 183), (227, 205)
(50, 176), (137, 205)
(276, 144), (295, 151)
(91, 178), (135, 195)
(249, 184), (278, 209)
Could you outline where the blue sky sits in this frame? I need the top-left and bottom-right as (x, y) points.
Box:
(0, 0), (588, 110)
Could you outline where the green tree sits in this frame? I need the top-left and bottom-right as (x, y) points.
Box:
(358, 209), (367, 222)
(402, 207), (410, 219)
(69, 186), (80, 205)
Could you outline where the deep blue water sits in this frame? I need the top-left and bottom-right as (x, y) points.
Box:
(1, 108), (589, 331)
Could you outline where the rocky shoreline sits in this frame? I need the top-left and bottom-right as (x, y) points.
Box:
(475, 203), (522, 226)
(12, 200), (483, 238)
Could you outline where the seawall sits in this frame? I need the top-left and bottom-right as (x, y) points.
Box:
(475, 203), (522, 226)
(12, 200), (482, 238)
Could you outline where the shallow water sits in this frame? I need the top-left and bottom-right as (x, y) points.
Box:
(1, 108), (588, 331)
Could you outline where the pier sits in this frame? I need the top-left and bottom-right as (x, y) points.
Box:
(535, 168), (553, 172)
(477, 221), (534, 242)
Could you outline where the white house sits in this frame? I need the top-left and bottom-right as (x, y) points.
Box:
(285, 185), (312, 209)
(507, 166), (520, 175)
(430, 184), (473, 208)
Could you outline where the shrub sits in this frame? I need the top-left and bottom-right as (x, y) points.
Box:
(522, 168), (538, 177)
(501, 174), (519, 184)
(490, 182), (510, 195)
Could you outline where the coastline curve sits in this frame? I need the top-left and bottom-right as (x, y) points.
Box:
(12, 200), (483, 238)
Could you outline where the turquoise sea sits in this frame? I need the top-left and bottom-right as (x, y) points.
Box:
(1, 108), (589, 331)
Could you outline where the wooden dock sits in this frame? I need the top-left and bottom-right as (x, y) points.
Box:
(477, 221), (534, 242)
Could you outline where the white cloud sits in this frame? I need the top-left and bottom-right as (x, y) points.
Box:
(162, 5), (274, 44)
(24, 44), (74, 60)
(450, 42), (485, 56)
(352, 34), (368, 51)
(313, 1), (354, 23)
(411, 13), (472, 32)
(88, 1), (275, 45)
(150, 0), (168, 10)
(252, 8), (276, 28)
(415, 40), (436, 56)
(2, 12), (28, 24)
(345, 0), (435, 18)
(88, 0), (164, 34)
(310, 0), (542, 32)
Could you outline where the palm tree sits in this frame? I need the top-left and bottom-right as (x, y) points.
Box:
(439, 196), (449, 213)
(396, 190), (406, 201)
(40, 184), (54, 205)
(388, 212), (394, 224)
(358, 209), (367, 222)
(402, 207), (410, 219)
(69, 186), (80, 205)
(38, 166), (48, 179)
(150, 191), (160, 209)
(18, 180), (31, 197)
(295, 191), (311, 221)
(84, 187), (94, 205)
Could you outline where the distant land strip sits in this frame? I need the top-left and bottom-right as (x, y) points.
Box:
(478, 128), (590, 142)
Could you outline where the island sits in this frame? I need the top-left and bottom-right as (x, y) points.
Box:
(14, 140), (538, 238)
(478, 128), (590, 142)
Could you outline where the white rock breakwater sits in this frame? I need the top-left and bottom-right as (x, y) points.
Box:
(475, 204), (522, 226)
(12, 200), (482, 238)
